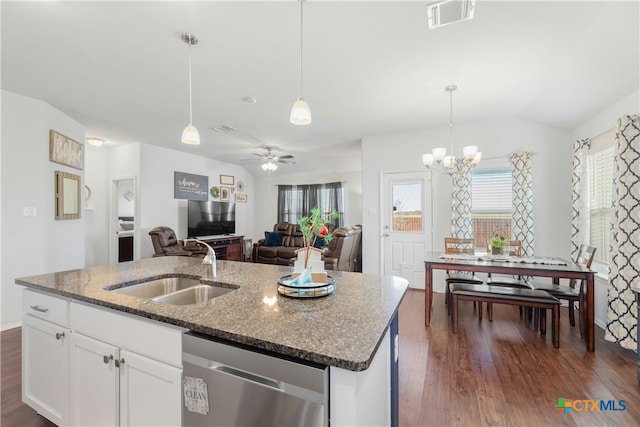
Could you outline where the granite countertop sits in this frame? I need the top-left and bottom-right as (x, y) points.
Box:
(16, 257), (408, 371)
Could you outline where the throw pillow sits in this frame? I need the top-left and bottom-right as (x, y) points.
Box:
(312, 236), (326, 249)
(264, 231), (283, 247)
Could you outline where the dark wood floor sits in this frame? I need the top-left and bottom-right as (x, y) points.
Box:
(2, 289), (638, 426)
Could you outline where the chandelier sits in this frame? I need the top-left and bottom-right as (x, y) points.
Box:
(422, 85), (481, 174)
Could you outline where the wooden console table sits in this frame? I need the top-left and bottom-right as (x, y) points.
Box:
(196, 235), (244, 261)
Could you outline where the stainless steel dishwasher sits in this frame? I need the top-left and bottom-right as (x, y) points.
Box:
(182, 332), (329, 426)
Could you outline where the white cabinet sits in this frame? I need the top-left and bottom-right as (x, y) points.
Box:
(70, 333), (119, 426)
(22, 289), (71, 426)
(70, 301), (184, 426)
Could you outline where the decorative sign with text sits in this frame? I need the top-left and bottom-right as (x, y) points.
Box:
(174, 171), (208, 200)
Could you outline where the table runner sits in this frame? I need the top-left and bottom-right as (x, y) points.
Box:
(440, 253), (568, 266)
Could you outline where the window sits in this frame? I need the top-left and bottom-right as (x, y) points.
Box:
(471, 168), (513, 251)
(392, 181), (423, 232)
(277, 182), (344, 227)
(588, 143), (615, 268)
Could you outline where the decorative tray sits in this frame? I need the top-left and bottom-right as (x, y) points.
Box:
(276, 274), (336, 298)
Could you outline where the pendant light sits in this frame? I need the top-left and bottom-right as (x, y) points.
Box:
(290, 0), (311, 125)
(181, 33), (200, 145)
(422, 85), (481, 175)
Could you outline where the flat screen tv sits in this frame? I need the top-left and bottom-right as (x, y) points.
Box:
(187, 200), (236, 237)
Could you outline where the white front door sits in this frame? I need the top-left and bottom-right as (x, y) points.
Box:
(382, 171), (432, 288)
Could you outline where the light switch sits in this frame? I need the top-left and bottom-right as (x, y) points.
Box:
(23, 206), (37, 217)
(368, 207), (376, 216)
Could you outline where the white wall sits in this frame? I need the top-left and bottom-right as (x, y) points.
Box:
(84, 143), (110, 267)
(361, 119), (572, 275)
(1, 90), (86, 329)
(137, 144), (255, 259)
(252, 171), (363, 245)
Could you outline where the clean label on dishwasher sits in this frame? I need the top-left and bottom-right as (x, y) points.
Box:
(184, 376), (210, 415)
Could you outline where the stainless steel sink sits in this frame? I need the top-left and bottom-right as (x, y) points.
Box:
(152, 285), (234, 305)
(109, 276), (235, 305)
(111, 277), (203, 298)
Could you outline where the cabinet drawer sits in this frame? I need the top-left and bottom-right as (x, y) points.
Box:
(70, 301), (185, 367)
(23, 289), (69, 327)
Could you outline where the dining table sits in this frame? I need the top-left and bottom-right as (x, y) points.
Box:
(424, 251), (596, 352)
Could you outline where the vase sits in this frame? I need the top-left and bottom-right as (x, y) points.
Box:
(491, 246), (503, 255)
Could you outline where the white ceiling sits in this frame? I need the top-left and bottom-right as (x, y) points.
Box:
(2, 1), (639, 177)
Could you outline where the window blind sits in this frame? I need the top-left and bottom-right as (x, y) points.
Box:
(471, 169), (513, 215)
(588, 145), (614, 265)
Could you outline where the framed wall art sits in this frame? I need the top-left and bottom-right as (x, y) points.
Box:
(220, 175), (234, 185)
(220, 186), (230, 201)
(49, 129), (84, 170)
(174, 171), (208, 200)
(55, 170), (81, 220)
(235, 194), (247, 203)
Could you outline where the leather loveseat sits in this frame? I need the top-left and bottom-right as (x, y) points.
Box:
(252, 222), (305, 265)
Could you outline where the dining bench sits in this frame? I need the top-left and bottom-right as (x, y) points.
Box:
(450, 283), (561, 348)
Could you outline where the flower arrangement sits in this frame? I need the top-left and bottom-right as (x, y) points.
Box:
(298, 207), (340, 268)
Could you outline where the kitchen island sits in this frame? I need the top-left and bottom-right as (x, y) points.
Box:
(17, 256), (408, 426)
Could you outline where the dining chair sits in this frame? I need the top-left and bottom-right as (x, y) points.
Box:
(529, 244), (596, 336)
(444, 238), (483, 312)
(485, 240), (532, 318)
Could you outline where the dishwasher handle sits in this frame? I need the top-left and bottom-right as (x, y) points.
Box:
(212, 364), (283, 392)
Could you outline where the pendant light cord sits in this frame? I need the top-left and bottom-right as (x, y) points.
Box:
(299, 0), (304, 96)
(188, 39), (193, 124)
(449, 87), (453, 154)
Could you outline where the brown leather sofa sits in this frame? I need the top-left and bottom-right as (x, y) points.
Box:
(323, 225), (362, 272)
(149, 226), (208, 257)
(252, 222), (305, 265)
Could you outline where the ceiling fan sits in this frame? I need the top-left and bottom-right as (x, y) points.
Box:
(251, 147), (296, 171)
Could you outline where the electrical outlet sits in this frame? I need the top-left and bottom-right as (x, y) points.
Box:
(23, 206), (37, 217)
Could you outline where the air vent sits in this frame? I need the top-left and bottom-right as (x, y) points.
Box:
(212, 124), (236, 133)
(426, 0), (475, 29)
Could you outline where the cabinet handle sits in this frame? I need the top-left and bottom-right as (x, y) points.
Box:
(55, 332), (65, 340)
(30, 305), (49, 313)
(115, 358), (125, 368)
(103, 354), (113, 364)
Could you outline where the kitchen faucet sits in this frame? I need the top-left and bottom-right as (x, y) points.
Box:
(185, 239), (216, 278)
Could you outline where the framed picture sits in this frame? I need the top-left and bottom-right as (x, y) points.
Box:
(220, 175), (234, 185)
(220, 186), (230, 201)
(55, 170), (81, 220)
(235, 194), (247, 203)
(49, 129), (84, 170)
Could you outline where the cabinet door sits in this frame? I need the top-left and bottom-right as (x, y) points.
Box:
(119, 349), (182, 427)
(22, 314), (69, 426)
(70, 333), (119, 426)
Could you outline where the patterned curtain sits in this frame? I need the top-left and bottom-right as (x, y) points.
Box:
(570, 139), (592, 257)
(510, 152), (534, 256)
(450, 159), (473, 238)
(605, 114), (640, 351)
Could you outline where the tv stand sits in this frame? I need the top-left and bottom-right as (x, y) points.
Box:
(196, 235), (244, 261)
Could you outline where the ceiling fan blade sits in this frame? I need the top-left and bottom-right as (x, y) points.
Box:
(278, 155), (294, 159)
(278, 159), (296, 164)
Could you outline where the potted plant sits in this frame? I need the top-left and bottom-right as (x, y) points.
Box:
(490, 232), (507, 255)
(297, 207), (340, 269)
